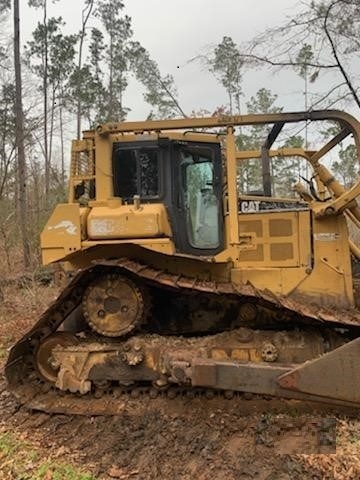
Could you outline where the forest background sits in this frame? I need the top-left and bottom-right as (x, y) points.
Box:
(0, 0), (360, 272)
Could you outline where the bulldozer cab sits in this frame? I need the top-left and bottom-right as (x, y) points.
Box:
(110, 137), (224, 255)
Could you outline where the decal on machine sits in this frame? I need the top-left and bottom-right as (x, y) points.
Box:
(238, 199), (309, 213)
(240, 200), (260, 213)
(48, 220), (77, 235)
(314, 233), (340, 241)
(90, 219), (115, 235)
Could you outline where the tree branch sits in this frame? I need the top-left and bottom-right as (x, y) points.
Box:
(323, 0), (360, 109)
(310, 81), (347, 108)
(238, 53), (338, 70)
(152, 73), (188, 118)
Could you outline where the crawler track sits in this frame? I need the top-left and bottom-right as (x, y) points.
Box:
(5, 258), (360, 415)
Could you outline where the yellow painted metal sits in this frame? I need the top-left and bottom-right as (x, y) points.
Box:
(226, 182), (353, 304)
(236, 210), (311, 268)
(211, 348), (262, 362)
(304, 128), (360, 220)
(226, 126), (239, 245)
(110, 131), (222, 144)
(235, 147), (314, 161)
(40, 108), (360, 311)
(41, 203), (82, 265)
(87, 202), (171, 240)
(94, 110), (360, 136)
(315, 176), (360, 218)
(68, 139), (95, 203)
(349, 239), (360, 260)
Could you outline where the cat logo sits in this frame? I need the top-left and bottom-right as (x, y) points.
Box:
(240, 200), (260, 213)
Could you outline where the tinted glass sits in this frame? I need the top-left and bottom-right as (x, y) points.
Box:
(181, 149), (220, 249)
(113, 146), (160, 199)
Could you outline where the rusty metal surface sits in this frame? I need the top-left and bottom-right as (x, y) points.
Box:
(277, 337), (360, 403)
(82, 273), (146, 336)
(189, 359), (359, 408)
(36, 332), (79, 383)
(4, 257), (360, 415)
(110, 257), (360, 329)
(191, 359), (289, 393)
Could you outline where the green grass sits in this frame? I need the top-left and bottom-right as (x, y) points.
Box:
(0, 432), (19, 455)
(34, 463), (95, 480)
(347, 432), (360, 444)
(0, 346), (8, 359)
(0, 432), (96, 480)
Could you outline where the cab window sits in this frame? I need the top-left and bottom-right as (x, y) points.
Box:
(113, 146), (160, 200)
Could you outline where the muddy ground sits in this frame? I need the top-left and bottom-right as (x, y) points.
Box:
(0, 282), (359, 479)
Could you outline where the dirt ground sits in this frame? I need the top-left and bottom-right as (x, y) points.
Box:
(0, 281), (360, 479)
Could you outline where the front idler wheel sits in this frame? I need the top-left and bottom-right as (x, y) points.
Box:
(35, 332), (79, 384)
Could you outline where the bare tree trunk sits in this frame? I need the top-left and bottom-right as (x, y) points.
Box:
(49, 86), (55, 171)
(59, 101), (65, 185)
(30, 159), (40, 232)
(76, 0), (94, 139)
(43, 0), (49, 208)
(13, 0), (31, 268)
(109, 34), (113, 120)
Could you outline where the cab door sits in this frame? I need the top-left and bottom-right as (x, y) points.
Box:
(169, 141), (224, 256)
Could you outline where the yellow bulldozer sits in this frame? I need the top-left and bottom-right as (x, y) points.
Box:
(5, 110), (360, 414)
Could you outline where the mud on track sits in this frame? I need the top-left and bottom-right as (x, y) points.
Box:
(0, 283), (359, 479)
(1, 371), (360, 480)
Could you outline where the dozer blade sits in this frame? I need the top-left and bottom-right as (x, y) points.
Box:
(277, 337), (360, 404)
(186, 338), (360, 408)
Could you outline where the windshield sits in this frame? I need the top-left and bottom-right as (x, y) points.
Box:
(181, 149), (220, 249)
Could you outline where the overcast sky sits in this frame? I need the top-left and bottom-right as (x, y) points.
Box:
(20, 0), (310, 119)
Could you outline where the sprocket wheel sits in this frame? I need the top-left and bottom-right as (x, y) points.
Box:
(82, 273), (146, 337)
